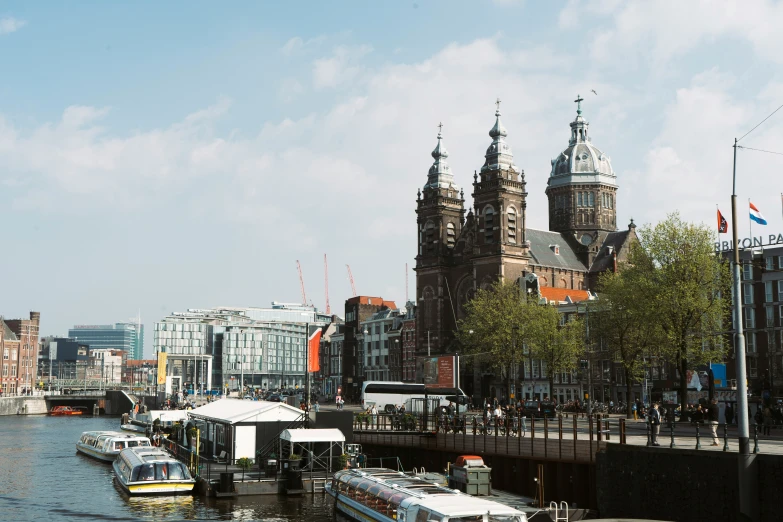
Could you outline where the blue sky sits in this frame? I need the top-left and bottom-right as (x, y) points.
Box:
(3, 0), (783, 356)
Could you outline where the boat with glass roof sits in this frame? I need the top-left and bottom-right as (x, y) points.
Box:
(77, 431), (152, 462)
(325, 468), (527, 522)
(112, 446), (195, 495)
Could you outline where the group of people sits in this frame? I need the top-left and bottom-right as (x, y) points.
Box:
(647, 398), (722, 447)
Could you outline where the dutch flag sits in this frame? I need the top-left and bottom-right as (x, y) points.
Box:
(750, 201), (767, 225)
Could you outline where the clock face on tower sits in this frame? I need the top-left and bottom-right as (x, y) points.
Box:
(580, 234), (592, 246)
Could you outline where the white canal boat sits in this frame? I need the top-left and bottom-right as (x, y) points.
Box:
(76, 431), (151, 462)
(112, 446), (195, 495)
(326, 468), (527, 522)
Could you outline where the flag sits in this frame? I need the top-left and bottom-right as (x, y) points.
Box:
(750, 201), (768, 225)
(307, 325), (322, 373)
(717, 209), (728, 233)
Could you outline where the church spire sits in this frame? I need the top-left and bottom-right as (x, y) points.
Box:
(569, 94), (590, 145)
(482, 98), (518, 174)
(424, 122), (460, 191)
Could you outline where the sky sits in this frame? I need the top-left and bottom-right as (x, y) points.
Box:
(3, 0), (783, 357)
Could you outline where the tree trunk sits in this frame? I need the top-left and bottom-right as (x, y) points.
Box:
(679, 350), (688, 423)
(625, 368), (634, 419)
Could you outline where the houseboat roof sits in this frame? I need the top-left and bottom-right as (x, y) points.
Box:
(281, 428), (345, 443)
(187, 398), (304, 424)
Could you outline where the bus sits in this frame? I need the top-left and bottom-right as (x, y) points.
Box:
(360, 381), (468, 413)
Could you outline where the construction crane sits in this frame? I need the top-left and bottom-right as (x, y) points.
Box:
(296, 260), (308, 306)
(324, 254), (331, 315)
(346, 264), (357, 297)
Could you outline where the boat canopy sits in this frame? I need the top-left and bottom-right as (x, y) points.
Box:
(280, 428), (345, 443)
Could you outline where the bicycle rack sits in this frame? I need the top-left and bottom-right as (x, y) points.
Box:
(549, 501), (569, 522)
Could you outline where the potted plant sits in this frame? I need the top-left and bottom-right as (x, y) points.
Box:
(288, 453), (302, 471)
(237, 457), (254, 481)
(339, 453), (350, 469)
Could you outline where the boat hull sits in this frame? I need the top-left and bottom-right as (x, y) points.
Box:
(112, 460), (194, 495)
(76, 443), (118, 462)
(325, 483), (395, 522)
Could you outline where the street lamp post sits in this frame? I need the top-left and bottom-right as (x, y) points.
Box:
(511, 325), (519, 406)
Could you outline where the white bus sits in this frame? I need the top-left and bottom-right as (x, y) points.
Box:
(360, 381), (467, 413)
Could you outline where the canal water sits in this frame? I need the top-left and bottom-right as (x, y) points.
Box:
(0, 415), (342, 522)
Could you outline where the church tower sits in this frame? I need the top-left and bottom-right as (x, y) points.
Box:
(471, 100), (529, 287)
(546, 95), (618, 249)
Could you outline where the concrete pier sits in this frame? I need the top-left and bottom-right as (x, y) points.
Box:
(0, 396), (48, 416)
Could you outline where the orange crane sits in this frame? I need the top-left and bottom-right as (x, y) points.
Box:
(296, 260), (307, 306)
(324, 254), (331, 315)
(346, 264), (357, 297)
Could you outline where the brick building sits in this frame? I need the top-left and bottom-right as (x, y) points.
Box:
(1, 311), (41, 395)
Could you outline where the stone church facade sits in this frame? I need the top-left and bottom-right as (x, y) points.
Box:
(414, 98), (637, 358)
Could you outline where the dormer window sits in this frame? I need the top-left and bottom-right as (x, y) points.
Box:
(550, 244), (560, 255)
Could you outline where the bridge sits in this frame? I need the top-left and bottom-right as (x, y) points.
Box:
(0, 389), (156, 416)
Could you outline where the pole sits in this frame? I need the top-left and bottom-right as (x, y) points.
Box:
(455, 352), (460, 416)
(585, 304), (592, 413)
(732, 137), (756, 522)
(427, 331), (431, 357)
(305, 323), (311, 419)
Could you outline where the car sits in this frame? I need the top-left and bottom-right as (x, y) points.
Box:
(267, 394), (283, 402)
(522, 400), (557, 419)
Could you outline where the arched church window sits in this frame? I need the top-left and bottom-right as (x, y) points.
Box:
(484, 207), (495, 243)
(446, 223), (456, 248)
(588, 192), (595, 207)
(507, 207), (517, 244)
(577, 192), (583, 207)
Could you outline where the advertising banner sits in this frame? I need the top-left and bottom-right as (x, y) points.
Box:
(415, 355), (455, 387)
(157, 352), (167, 385)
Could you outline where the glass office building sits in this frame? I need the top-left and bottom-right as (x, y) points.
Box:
(68, 323), (144, 360)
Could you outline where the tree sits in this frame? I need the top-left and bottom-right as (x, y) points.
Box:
(592, 266), (664, 418)
(456, 280), (583, 403)
(633, 212), (731, 416)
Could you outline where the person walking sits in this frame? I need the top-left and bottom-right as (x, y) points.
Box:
(707, 398), (720, 446)
(648, 403), (662, 446)
(632, 402), (638, 421)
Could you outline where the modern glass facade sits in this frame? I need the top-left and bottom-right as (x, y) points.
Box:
(68, 323), (144, 360)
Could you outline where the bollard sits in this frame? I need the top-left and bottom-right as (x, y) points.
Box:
(754, 423), (759, 454)
(619, 418), (626, 444)
(723, 423), (729, 452)
(670, 422), (676, 448)
(695, 423), (701, 449)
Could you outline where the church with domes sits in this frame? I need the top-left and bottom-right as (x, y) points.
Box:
(414, 97), (637, 358)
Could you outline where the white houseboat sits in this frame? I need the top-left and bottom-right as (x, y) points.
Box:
(76, 431), (151, 462)
(112, 446), (195, 495)
(326, 468), (527, 522)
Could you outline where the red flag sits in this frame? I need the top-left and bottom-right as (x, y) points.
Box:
(307, 327), (322, 373)
(717, 209), (728, 234)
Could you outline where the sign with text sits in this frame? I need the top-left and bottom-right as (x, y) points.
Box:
(715, 233), (783, 252)
(415, 355), (456, 388)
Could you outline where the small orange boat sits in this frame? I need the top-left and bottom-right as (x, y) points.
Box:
(50, 405), (87, 416)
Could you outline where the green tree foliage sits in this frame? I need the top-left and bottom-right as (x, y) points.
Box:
(592, 266), (664, 418)
(456, 280), (583, 401)
(633, 212), (731, 415)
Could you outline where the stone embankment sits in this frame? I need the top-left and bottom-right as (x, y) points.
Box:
(0, 396), (48, 416)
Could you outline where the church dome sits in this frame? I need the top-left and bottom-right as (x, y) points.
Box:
(548, 96), (616, 189)
(424, 124), (460, 191)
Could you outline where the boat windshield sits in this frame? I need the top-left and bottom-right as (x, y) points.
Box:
(114, 441), (126, 450)
(133, 463), (156, 481)
(487, 517), (524, 522)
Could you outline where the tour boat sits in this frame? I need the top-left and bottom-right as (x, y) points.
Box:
(50, 405), (87, 416)
(112, 446), (195, 495)
(326, 468), (527, 522)
(76, 431), (151, 462)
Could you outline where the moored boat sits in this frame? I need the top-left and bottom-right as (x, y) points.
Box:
(112, 446), (195, 495)
(76, 431), (151, 462)
(326, 468), (527, 522)
(50, 405), (87, 416)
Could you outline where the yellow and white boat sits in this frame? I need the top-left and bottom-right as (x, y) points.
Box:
(77, 431), (151, 462)
(112, 446), (195, 495)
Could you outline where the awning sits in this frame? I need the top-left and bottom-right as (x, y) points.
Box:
(280, 428), (345, 443)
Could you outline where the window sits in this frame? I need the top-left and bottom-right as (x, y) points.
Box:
(745, 308), (755, 329)
(446, 223), (456, 248)
(743, 263), (753, 281)
(484, 207), (495, 243)
(748, 356), (758, 378)
(767, 257), (775, 270)
(10, 350), (16, 361)
(767, 306), (775, 327)
(766, 281), (774, 302)
(2, 349), (7, 360)
(524, 360), (531, 378)
(744, 283), (754, 304)
(507, 208), (517, 244)
(577, 192), (583, 207)
(588, 192), (595, 207)
(747, 332), (756, 353)
(779, 255), (783, 269)
(424, 221), (436, 254)
(779, 280), (783, 301)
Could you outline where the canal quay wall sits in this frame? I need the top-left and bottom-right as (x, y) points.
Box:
(0, 396), (48, 416)
(596, 443), (783, 522)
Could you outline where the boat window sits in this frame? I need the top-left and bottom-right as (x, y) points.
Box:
(448, 517), (483, 522)
(138, 464), (155, 481)
(488, 517), (523, 522)
(416, 509), (432, 522)
(114, 441), (126, 450)
(139, 440), (151, 446)
(128, 440), (140, 447)
(168, 463), (185, 480)
(155, 463), (168, 480)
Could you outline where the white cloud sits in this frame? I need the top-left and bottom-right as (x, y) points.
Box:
(312, 45), (372, 89)
(0, 17), (26, 35)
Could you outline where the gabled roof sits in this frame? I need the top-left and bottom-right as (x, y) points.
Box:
(187, 399), (304, 425)
(2, 322), (18, 342)
(539, 287), (593, 304)
(590, 229), (632, 273)
(526, 228), (586, 272)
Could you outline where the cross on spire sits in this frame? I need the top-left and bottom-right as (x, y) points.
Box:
(437, 121), (443, 137)
(495, 97), (502, 115)
(574, 94), (584, 115)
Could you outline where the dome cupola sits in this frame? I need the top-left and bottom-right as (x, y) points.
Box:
(424, 123), (460, 191)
